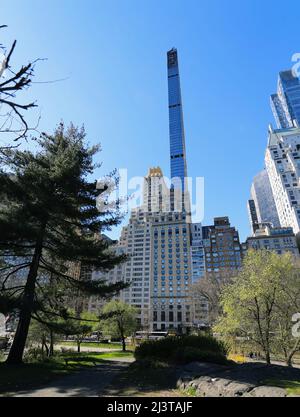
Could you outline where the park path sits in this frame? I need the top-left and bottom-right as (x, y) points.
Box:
(55, 344), (120, 353)
(6, 358), (134, 397)
(248, 358), (300, 368)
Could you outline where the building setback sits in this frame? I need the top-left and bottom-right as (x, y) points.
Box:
(246, 224), (299, 255)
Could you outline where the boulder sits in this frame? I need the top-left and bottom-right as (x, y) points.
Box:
(245, 385), (287, 397)
(223, 381), (255, 397)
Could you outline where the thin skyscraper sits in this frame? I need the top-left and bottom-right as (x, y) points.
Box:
(167, 48), (188, 191)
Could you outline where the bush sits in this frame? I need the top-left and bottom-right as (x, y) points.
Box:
(23, 347), (60, 363)
(173, 347), (228, 365)
(23, 347), (45, 363)
(135, 335), (228, 364)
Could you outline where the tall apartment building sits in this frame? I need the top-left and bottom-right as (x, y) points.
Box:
(271, 70), (300, 129)
(187, 218), (244, 328)
(89, 49), (194, 333)
(146, 49), (193, 333)
(204, 217), (244, 275)
(265, 125), (300, 234)
(247, 170), (280, 235)
(167, 48), (191, 220)
(89, 166), (193, 333)
(150, 211), (192, 333)
(168, 48), (188, 191)
(246, 223), (299, 255)
(89, 207), (153, 328)
(142, 167), (171, 214)
(88, 244), (127, 313)
(119, 209), (152, 328)
(248, 69), (300, 238)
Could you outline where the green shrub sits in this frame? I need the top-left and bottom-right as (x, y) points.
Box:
(173, 346), (228, 365)
(135, 335), (228, 364)
(24, 347), (60, 363)
(23, 347), (45, 363)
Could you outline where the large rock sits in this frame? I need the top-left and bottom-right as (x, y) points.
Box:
(177, 361), (300, 397)
(223, 381), (255, 397)
(245, 386), (287, 397)
(181, 376), (255, 397)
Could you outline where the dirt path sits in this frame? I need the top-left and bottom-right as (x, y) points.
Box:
(6, 360), (133, 397)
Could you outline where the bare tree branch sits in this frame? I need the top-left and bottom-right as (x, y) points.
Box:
(0, 25), (39, 145)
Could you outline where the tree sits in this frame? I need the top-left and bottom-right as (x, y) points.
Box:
(214, 250), (300, 365)
(27, 319), (56, 358)
(272, 260), (300, 366)
(192, 270), (234, 327)
(99, 301), (137, 352)
(0, 122), (128, 364)
(0, 25), (38, 146)
(71, 311), (98, 353)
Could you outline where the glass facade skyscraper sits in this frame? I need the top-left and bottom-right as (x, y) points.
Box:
(271, 70), (300, 129)
(167, 48), (188, 190)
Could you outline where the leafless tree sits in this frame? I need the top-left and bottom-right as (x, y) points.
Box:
(0, 24), (39, 148)
(192, 270), (235, 326)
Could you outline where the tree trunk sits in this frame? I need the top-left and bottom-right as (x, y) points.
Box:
(284, 339), (300, 368)
(6, 230), (45, 364)
(49, 329), (54, 357)
(286, 348), (296, 367)
(77, 340), (81, 353)
(265, 350), (271, 365)
(44, 342), (49, 358)
(121, 336), (126, 352)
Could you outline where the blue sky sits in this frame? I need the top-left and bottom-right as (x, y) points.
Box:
(1, 0), (300, 241)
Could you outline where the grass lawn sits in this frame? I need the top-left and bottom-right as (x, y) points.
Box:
(263, 379), (300, 396)
(0, 350), (133, 394)
(60, 351), (133, 365)
(59, 341), (123, 350)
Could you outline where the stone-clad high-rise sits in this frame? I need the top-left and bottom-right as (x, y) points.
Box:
(248, 69), (300, 239)
(265, 70), (300, 236)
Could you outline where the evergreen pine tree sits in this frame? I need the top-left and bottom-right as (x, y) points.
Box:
(0, 123), (127, 364)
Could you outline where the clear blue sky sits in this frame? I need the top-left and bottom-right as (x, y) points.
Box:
(2, 0), (300, 241)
